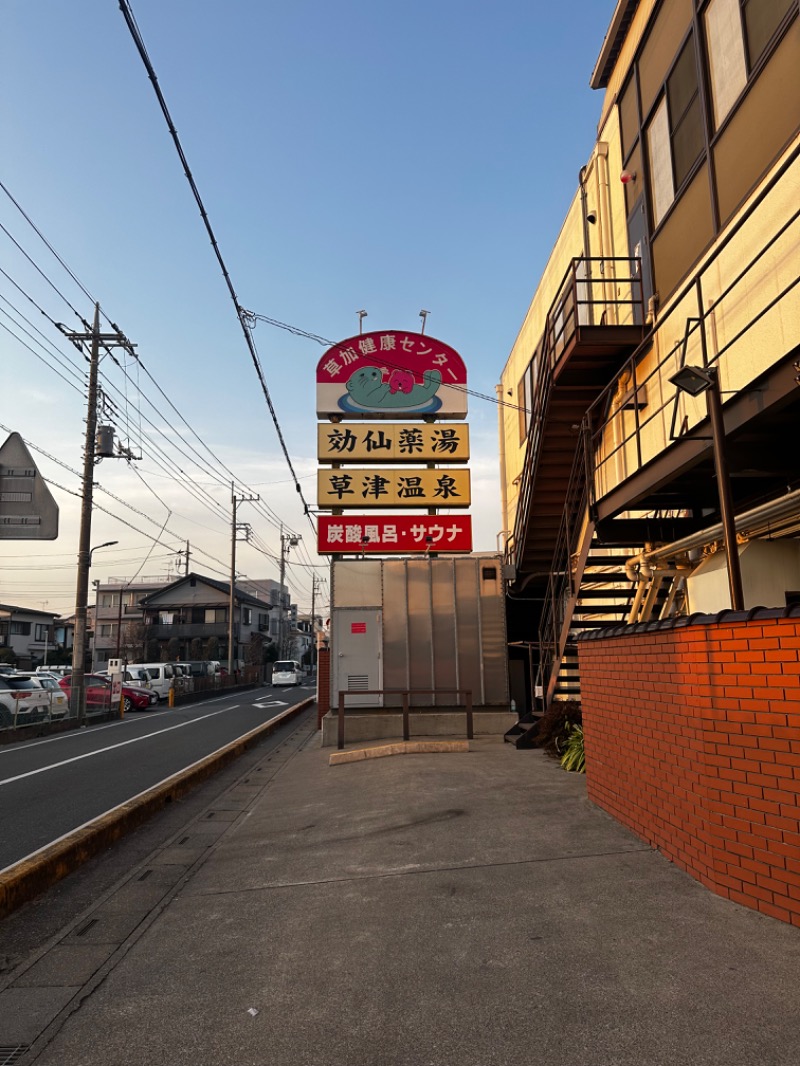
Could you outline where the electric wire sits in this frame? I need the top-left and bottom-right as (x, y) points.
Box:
(243, 310), (529, 414)
(0, 185), (279, 541)
(0, 423), (233, 577)
(0, 317), (85, 397)
(117, 0), (313, 520)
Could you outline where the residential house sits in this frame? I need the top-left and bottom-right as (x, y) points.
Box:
(138, 572), (273, 666)
(238, 578), (297, 656)
(0, 604), (59, 668)
(293, 613), (323, 664)
(92, 576), (172, 669)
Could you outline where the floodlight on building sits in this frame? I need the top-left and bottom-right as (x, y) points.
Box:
(669, 364), (714, 397)
(669, 363), (744, 611)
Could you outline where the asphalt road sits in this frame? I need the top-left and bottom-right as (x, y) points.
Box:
(0, 683), (315, 870)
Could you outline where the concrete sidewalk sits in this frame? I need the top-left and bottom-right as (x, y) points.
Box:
(6, 725), (800, 1065)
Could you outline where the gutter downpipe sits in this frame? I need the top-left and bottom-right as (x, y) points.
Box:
(496, 383), (510, 549)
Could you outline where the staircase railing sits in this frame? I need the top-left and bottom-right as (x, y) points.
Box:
(538, 422), (595, 705)
(509, 256), (643, 571)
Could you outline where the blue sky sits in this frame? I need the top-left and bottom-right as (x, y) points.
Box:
(1, 0), (613, 615)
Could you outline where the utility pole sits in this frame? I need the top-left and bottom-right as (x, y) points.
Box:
(310, 575), (317, 671)
(183, 540), (191, 577)
(60, 307), (135, 724)
(278, 529), (300, 659)
(228, 485), (259, 676)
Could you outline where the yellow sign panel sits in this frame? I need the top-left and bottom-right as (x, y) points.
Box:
(318, 468), (471, 509)
(318, 423), (469, 463)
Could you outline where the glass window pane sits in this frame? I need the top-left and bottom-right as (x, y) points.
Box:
(705, 0), (748, 127)
(744, 0), (794, 65)
(672, 97), (704, 187)
(647, 97), (675, 226)
(667, 36), (698, 124)
(619, 75), (640, 159)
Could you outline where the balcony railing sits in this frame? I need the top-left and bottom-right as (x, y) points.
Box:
(586, 145), (800, 511)
(508, 256), (643, 570)
(146, 623), (231, 640)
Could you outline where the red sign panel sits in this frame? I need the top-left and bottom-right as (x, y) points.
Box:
(316, 330), (468, 419)
(318, 514), (472, 554)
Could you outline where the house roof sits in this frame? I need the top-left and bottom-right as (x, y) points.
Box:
(0, 603), (60, 619)
(590, 0), (639, 90)
(138, 572), (273, 611)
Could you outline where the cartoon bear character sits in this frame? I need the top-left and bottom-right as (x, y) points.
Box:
(387, 368), (415, 394)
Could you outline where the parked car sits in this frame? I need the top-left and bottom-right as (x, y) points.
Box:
(12, 671), (69, 718)
(0, 673), (56, 726)
(96, 667), (153, 689)
(58, 674), (155, 714)
(125, 663), (175, 702)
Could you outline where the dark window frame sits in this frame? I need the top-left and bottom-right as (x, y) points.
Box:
(699, 0), (798, 143)
(643, 25), (707, 234)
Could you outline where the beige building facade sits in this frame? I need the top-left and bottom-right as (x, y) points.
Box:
(500, 0), (800, 706)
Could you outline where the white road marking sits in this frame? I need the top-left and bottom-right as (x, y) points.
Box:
(0, 705), (240, 787)
(0, 691), (246, 755)
(0, 698), (309, 877)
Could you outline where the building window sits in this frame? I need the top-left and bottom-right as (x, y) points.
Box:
(242, 607), (252, 625)
(100, 593), (120, 608)
(743, 0), (795, 66)
(98, 624), (116, 639)
(10, 621), (31, 636)
(646, 33), (704, 226)
(704, 0), (747, 126)
(35, 624), (50, 641)
(704, 0), (795, 129)
(205, 608), (226, 624)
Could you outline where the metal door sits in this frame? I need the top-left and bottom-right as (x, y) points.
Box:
(332, 608), (383, 708)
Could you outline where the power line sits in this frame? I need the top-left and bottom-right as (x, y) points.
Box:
(117, 0), (313, 520)
(242, 310), (530, 414)
(0, 184), (306, 550)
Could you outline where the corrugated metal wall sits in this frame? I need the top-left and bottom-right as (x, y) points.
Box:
(332, 556), (509, 709)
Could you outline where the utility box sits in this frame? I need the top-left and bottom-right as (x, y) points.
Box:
(330, 554), (509, 713)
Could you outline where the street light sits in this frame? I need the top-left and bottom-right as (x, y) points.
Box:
(89, 540), (118, 562)
(669, 364), (744, 611)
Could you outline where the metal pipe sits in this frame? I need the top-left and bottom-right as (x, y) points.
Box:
(629, 489), (800, 566)
(705, 368), (744, 610)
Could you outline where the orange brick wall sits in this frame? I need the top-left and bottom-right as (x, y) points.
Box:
(317, 647), (331, 728)
(577, 615), (800, 926)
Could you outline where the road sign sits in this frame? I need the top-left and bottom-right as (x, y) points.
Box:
(0, 432), (59, 539)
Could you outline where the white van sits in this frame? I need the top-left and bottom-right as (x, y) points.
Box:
(127, 663), (175, 702)
(272, 660), (302, 687)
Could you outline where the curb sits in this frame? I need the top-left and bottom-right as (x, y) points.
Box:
(0, 697), (314, 919)
(330, 739), (470, 765)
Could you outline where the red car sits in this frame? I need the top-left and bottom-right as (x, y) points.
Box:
(58, 674), (155, 714)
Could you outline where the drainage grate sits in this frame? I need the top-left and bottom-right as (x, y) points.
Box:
(138, 869), (153, 882)
(177, 836), (190, 845)
(0, 1046), (30, 1065)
